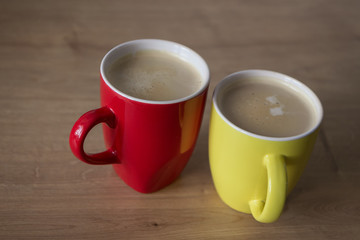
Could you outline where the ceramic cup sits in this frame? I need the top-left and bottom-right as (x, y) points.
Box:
(209, 70), (323, 223)
(69, 39), (210, 193)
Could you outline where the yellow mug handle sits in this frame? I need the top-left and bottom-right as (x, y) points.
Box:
(249, 154), (287, 223)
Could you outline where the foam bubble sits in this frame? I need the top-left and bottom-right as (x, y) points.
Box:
(266, 95), (279, 104)
(266, 95), (285, 116)
(270, 107), (284, 116)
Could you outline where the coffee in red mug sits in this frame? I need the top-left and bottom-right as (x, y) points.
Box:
(69, 39), (210, 193)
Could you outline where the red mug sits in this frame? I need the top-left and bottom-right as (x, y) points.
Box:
(69, 39), (210, 193)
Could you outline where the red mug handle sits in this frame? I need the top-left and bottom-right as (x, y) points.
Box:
(69, 106), (118, 165)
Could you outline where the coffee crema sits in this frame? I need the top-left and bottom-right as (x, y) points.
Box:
(219, 77), (317, 138)
(106, 50), (203, 101)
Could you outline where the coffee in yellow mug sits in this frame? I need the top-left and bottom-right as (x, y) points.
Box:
(209, 70), (323, 223)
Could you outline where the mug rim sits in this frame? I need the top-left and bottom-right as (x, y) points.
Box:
(212, 69), (324, 142)
(100, 39), (210, 105)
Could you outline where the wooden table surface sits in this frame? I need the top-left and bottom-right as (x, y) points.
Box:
(1, 0), (359, 239)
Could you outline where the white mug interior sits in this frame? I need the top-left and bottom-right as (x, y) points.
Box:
(100, 39), (210, 104)
(213, 70), (323, 141)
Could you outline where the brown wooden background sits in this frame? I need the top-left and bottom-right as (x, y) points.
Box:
(1, 0), (359, 239)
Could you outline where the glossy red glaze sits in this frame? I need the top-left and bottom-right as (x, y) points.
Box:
(69, 77), (208, 193)
(69, 107), (118, 165)
(99, 76), (208, 193)
(69, 39), (209, 193)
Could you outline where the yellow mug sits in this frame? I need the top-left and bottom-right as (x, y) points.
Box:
(209, 70), (323, 223)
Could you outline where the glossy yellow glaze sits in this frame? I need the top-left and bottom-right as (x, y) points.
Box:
(209, 104), (319, 223)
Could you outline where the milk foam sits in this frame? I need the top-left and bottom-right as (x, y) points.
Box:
(266, 96), (284, 116)
(220, 78), (317, 137)
(106, 50), (203, 101)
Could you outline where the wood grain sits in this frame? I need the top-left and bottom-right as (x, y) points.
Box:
(1, 0), (359, 239)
